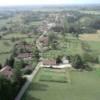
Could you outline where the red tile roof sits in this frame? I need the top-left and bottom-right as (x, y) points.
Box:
(15, 44), (33, 49)
(17, 53), (33, 59)
(0, 66), (13, 79)
(43, 59), (56, 65)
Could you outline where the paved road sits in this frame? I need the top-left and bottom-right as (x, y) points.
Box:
(15, 63), (40, 100)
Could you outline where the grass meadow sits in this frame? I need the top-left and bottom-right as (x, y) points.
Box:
(22, 68), (100, 100)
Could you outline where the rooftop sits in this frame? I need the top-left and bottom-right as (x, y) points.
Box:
(0, 65), (13, 79)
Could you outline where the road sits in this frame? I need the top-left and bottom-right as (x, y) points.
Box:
(15, 63), (40, 100)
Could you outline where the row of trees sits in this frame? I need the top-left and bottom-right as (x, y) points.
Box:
(68, 52), (100, 71)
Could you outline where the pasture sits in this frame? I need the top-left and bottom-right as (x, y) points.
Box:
(0, 54), (10, 65)
(22, 68), (100, 100)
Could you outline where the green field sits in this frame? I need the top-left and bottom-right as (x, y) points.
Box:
(3, 33), (28, 39)
(43, 35), (83, 59)
(0, 40), (14, 52)
(87, 41), (100, 53)
(80, 10), (100, 15)
(37, 68), (68, 83)
(22, 68), (100, 100)
(0, 54), (10, 64)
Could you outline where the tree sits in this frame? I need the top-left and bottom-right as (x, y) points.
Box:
(13, 60), (22, 83)
(0, 64), (2, 69)
(64, 17), (69, 33)
(4, 59), (9, 66)
(72, 55), (84, 69)
(4, 55), (15, 67)
(0, 35), (2, 39)
(51, 40), (58, 50)
(0, 75), (13, 100)
(8, 55), (15, 67)
(12, 45), (17, 57)
(33, 47), (40, 61)
(83, 52), (99, 63)
(48, 32), (57, 43)
(56, 56), (62, 64)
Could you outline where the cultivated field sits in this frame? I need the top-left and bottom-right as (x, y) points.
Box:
(80, 10), (100, 15)
(79, 31), (100, 41)
(79, 31), (100, 58)
(22, 68), (100, 100)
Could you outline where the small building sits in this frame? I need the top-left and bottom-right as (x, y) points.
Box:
(17, 53), (33, 60)
(42, 59), (56, 66)
(0, 66), (13, 79)
(62, 56), (69, 64)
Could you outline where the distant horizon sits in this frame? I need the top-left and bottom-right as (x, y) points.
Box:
(0, 3), (100, 8)
(0, 0), (100, 7)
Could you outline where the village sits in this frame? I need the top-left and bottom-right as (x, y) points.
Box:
(0, 13), (72, 80)
(0, 12), (73, 100)
(0, 5), (100, 100)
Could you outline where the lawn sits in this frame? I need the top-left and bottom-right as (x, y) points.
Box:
(22, 68), (100, 100)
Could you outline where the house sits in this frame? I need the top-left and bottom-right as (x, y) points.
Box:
(41, 58), (72, 69)
(17, 53), (33, 60)
(0, 66), (13, 79)
(42, 59), (57, 66)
